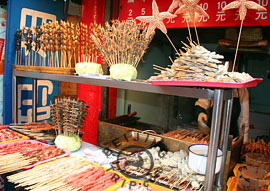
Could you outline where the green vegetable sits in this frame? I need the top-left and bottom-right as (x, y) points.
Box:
(110, 64), (137, 81)
(55, 134), (82, 152)
(75, 62), (103, 75)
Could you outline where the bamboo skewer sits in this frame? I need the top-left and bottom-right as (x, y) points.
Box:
(232, 19), (243, 72)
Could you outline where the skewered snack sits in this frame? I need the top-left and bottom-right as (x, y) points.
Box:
(9, 122), (56, 144)
(91, 19), (153, 81)
(241, 138), (270, 156)
(163, 129), (209, 145)
(51, 97), (89, 152)
(0, 140), (66, 174)
(8, 156), (123, 191)
(0, 153), (37, 174)
(150, 40), (253, 83)
(113, 147), (204, 190)
(0, 128), (23, 143)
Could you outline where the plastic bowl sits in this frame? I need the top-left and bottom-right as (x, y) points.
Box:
(237, 165), (270, 191)
(246, 153), (270, 172)
(188, 144), (223, 175)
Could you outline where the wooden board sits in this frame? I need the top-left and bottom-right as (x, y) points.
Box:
(13, 65), (75, 75)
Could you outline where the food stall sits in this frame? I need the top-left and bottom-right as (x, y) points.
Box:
(1, 0), (270, 190)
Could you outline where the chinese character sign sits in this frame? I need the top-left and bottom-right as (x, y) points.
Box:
(119, 0), (270, 27)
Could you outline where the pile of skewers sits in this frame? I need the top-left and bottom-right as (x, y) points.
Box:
(241, 138), (270, 156)
(51, 97), (88, 136)
(163, 128), (210, 145)
(0, 153), (36, 174)
(9, 122), (55, 144)
(14, 21), (102, 70)
(114, 147), (204, 190)
(0, 140), (66, 174)
(150, 40), (253, 83)
(8, 156), (123, 191)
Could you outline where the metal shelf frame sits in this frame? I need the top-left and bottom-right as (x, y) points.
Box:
(12, 70), (234, 191)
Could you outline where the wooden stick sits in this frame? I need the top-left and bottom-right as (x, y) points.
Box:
(153, 64), (166, 70)
(153, 67), (164, 72)
(186, 20), (192, 42)
(193, 20), (200, 46)
(164, 33), (180, 55)
(233, 19), (243, 72)
(169, 56), (174, 64)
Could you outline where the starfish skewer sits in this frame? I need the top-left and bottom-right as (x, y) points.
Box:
(222, 0), (267, 71)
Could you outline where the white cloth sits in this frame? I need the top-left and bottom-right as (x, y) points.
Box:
(83, 148), (115, 165)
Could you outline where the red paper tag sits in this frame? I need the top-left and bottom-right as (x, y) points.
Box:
(0, 38), (4, 59)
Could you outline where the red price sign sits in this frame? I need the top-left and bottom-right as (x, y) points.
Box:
(119, 0), (270, 28)
(0, 38), (4, 59)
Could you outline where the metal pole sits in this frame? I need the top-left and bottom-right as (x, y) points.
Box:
(216, 98), (234, 188)
(12, 73), (18, 123)
(32, 78), (37, 122)
(205, 89), (224, 191)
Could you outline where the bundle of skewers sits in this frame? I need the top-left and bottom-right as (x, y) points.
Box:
(0, 140), (66, 174)
(163, 128), (210, 145)
(113, 147), (204, 190)
(13, 21), (103, 75)
(50, 97), (88, 152)
(91, 19), (153, 81)
(51, 97), (88, 136)
(8, 156), (123, 191)
(150, 39), (253, 83)
(241, 138), (270, 156)
(9, 122), (56, 144)
(0, 153), (37, 174)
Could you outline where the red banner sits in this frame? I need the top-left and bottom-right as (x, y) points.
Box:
(119, 0), (269, 28)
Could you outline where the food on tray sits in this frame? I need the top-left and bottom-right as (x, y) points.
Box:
(163, 129), (209, 144)
(8, 157), (123, 191)
(51, 97), (88, 152)
(0, 153), (37, 174)
(9, 122), (55, 144)
(0, 141), (65, 161)
(0, 140), (66, 174)
(75, 62), (103, 75)
(0, 128), (23, 143)
(114, 147), (204, 190)
(241, 138), (270, 156)
(150, 40), (253, 83)
(91, 20), (153, 81)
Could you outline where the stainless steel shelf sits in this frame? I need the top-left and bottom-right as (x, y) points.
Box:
(13, 70), (233, 100)
(12, 69), (234, 191)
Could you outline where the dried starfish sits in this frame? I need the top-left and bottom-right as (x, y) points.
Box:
(222, 0), (266, 21)
(136, 0), (176, 38)
(168, 0), (183, 13)
(222, 0), (267, 71)
(174, 0), (209, 22)
(174, 0), (209, 45)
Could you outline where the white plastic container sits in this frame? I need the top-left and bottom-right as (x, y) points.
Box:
(188, 144), (223, 175)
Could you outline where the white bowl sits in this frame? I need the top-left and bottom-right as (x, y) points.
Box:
(188, 144), (223, 175)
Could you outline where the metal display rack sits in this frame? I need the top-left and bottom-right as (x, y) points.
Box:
(12, 70), (234, 191)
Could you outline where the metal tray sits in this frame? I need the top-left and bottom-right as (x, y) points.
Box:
(101, 131), (162, 154)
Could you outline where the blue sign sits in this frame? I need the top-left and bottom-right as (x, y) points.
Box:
(4, 0), (64, 124)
